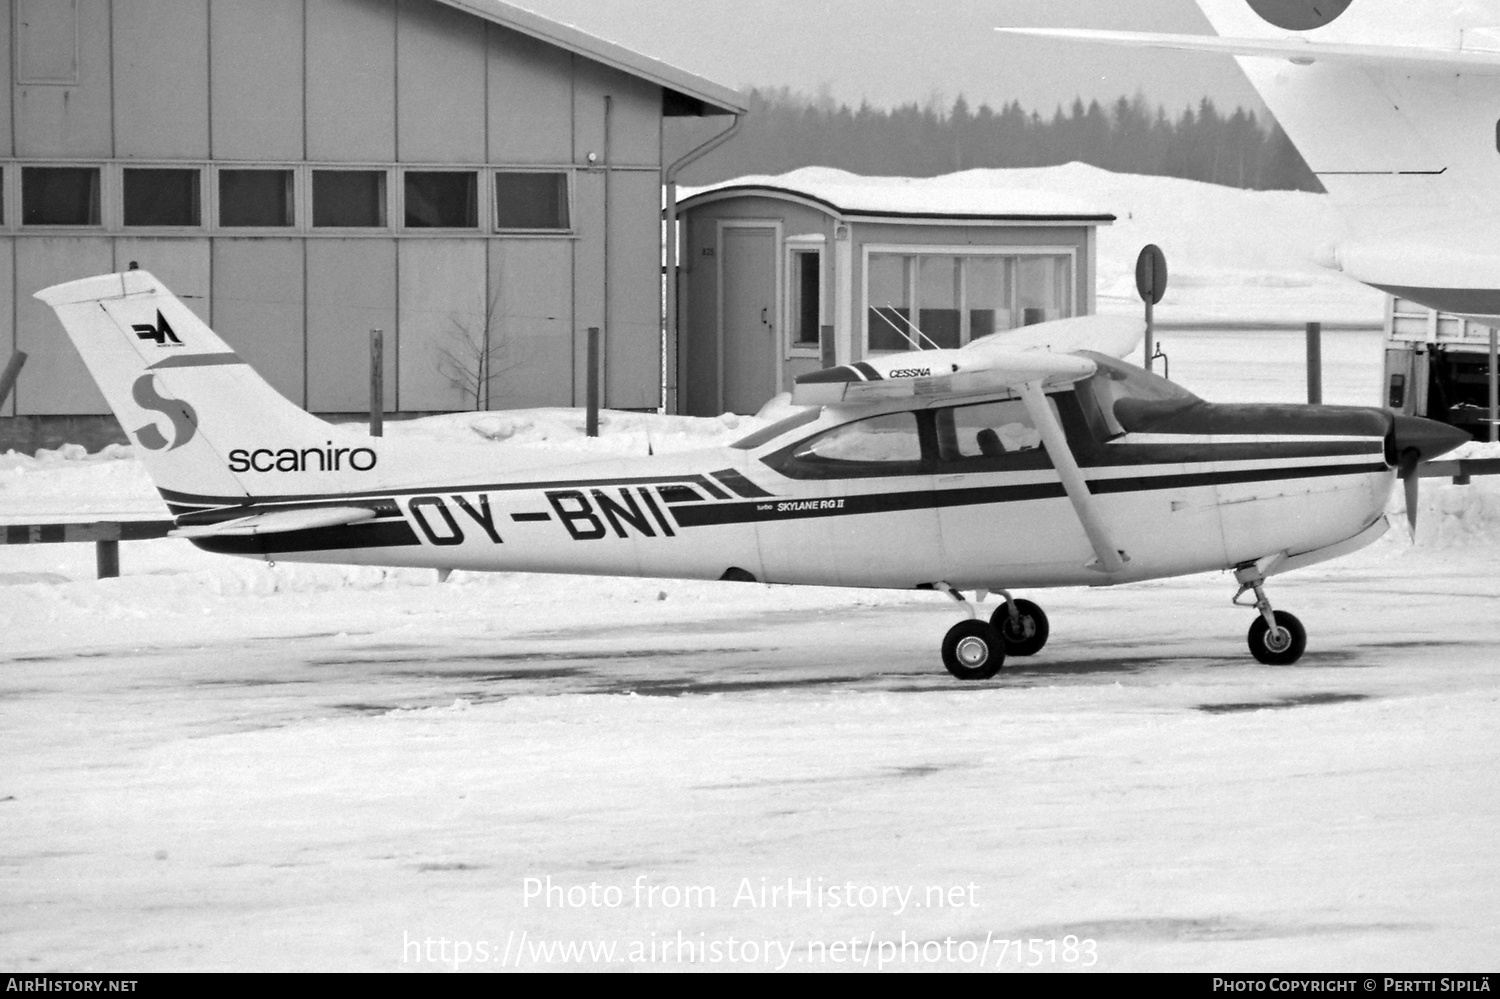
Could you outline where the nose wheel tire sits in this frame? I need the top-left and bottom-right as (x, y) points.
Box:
(1247, 610), (1307, 665)
(942, 620), (1005, 680)
(991, 598), (1049, 657)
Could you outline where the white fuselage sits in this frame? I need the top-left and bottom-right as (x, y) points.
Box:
(175, 397), (1396, 592)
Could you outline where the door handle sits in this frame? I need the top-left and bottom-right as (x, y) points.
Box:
(761, 308), (768, 324)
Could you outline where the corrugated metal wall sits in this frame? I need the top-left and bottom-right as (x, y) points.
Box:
(2, 0), (666, 419)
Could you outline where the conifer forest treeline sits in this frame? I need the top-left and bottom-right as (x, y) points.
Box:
(676, 88), (1321, 193)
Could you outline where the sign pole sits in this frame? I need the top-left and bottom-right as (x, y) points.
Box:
(1135, 245), (1167, 374)
(369, 330), (384, 438)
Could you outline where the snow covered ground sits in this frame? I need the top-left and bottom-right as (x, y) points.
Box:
(4, 330), (1500, 971)
(686, 164), (1390, 325)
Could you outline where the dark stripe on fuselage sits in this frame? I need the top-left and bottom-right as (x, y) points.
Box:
(711, 468), (774, 498)
(671, 461), (1389, 528)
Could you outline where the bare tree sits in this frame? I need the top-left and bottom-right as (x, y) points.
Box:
(434, 291), (517, 411)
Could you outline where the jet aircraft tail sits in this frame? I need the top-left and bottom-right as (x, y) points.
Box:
(37, 270), (389, 507)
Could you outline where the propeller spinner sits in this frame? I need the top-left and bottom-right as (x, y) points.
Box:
(1390, 415), (1471, 535)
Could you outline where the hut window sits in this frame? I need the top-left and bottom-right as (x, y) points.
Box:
(789, 248), (822, 348)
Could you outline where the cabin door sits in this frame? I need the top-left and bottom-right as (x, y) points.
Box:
(720, 224), (779, 415)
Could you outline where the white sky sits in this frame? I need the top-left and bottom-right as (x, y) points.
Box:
(510, 0), (1267, 115)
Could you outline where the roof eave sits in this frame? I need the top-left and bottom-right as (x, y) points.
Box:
(676, 185), (1115, 224)
(435, 0), (748, 117)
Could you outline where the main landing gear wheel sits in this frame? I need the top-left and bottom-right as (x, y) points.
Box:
(942, 620), (1006, 680)
(991, 598), (1049, 657)
(1247, 610), (1306, 666)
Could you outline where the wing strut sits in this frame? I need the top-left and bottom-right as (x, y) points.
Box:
(1017, 381), (1129, 575)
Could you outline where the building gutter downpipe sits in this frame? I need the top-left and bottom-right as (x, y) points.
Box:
(663, 112), (744, 413)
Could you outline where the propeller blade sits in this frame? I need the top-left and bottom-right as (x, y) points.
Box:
(1400, 449), (1421, 537)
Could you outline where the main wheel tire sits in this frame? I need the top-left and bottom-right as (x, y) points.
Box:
(991, 598), (1050, 657)
(1247, 610), (1307, 665)
(942, 620), (1005, 680)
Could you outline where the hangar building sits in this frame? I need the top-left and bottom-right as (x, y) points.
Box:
(0, 0), (744, 448)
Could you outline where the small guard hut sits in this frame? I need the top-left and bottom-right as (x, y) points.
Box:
(674, 168), (1115, 416)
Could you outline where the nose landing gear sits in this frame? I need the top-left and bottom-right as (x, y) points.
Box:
(1233, 563), (1307, 665)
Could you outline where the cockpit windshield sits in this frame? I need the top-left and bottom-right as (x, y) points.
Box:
(1078, 350), (1201, 435)
(729, 407), (821, 450)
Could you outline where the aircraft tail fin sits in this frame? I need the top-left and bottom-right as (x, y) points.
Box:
(1007, 0), (1500, 236)
(36, 270), (378, 509)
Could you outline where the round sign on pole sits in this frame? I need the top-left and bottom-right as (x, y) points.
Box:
(1135, 244), (1168, 305)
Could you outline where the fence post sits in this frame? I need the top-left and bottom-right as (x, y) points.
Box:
(1306, 322), (1322, 405)
(0, 350), (26, 409)
(96, 540), (119, 580)
(586, 326), (600, 438)
(1490, 327), (1498, 443)
(369, 329), (384, 438)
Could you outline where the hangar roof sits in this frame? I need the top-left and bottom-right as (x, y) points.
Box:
(678, 167), (1117, 223)
(435, 0), (748, 117)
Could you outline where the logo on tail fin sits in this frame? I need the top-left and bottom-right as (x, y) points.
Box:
(130, 374), (198, 451)
(133, 310), (182, 347)
(1247, 0), (1353, 31)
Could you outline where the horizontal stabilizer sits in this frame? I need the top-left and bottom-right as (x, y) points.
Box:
(793, 314), (1140, 407)
(169, 506), (378, 539)
(997, 27), (1500, 74)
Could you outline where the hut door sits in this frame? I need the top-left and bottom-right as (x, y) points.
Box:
(720, 225), (778, 414)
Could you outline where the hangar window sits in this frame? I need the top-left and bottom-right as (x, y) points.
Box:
(494, 172), (570, 230)
(405, 171), (478, 229)
(21, 166), (100, 226)
(123, 168), (201, 227)
(313, 170), (386, 228)
(219, 169), (294, 227)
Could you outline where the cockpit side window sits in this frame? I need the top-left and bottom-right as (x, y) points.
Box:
(762, 411), (926, 479)
(938, 399), (1041, 458)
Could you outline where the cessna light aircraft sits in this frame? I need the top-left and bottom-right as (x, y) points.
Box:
(39, 270), (1466, 679)
(1001, 0), (1500, 324)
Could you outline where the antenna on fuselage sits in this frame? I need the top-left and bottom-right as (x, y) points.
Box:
(873, 305), (943, 351)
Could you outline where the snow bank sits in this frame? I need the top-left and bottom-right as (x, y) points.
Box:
(1393, 441), (1500, 549)
(685, 164), (1385, 324)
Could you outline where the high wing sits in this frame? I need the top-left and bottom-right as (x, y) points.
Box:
(791, 314), (1143, 407)
(793, 313), (1143, 574)
(995, 27), (1500, 74)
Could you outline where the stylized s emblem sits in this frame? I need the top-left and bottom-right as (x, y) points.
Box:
(130, 373), (198, 451)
